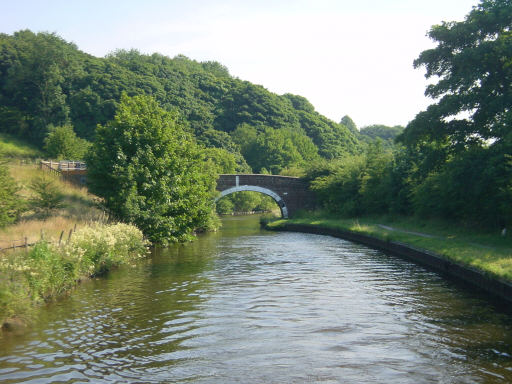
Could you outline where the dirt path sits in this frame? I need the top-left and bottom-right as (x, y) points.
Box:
(377, 224), (437, 238)
(377, 224), (496, 250)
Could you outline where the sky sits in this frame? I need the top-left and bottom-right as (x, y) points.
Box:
(2, 0), (478, 128)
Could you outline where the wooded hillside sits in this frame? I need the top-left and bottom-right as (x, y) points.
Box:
(0, 30), (360, 173)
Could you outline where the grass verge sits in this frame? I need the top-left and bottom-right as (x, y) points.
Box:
(0, 223), (149, 329)
(267, 213), (512, 282)
(0, 163), (150, 332)
(0, 164), (104, 249)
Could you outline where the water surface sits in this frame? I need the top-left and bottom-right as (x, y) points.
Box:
(1, 216), (512, 383)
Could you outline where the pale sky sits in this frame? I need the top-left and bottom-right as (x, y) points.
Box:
(2, 0), (478, 128)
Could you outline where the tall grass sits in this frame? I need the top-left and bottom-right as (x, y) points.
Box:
(0, 223), (149, 326)
(0, 164), (104, 249)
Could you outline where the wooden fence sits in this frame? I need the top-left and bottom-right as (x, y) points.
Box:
(40, 160), (87, 185)
(40, 160), (86, 172)
(0, 225), (77, 254)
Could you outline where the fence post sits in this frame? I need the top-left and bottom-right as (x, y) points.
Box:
(58, 231), (64, 246)
(67, 229), (73, 244)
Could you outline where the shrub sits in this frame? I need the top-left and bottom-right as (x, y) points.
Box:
(44, 124), (91, 160)
(0, 160), (25, 226)
(29, 175), (65, 217)
(64, 223), (148, 276)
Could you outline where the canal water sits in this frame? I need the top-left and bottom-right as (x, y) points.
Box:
(1, 216), (512, 383)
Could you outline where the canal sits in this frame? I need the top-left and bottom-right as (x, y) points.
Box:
(1, 216), (511, 383)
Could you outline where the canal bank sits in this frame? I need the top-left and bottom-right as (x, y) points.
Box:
(266, 220), (512, 304)
(2, 215), (512, 383)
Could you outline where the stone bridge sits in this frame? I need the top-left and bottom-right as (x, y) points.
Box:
(216, 174), (315, 218)
(40, 161), (315, 218)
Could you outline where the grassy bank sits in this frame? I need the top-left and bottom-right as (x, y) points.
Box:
(0, 223), (149, 328)
(0, 162), (150, 330)
(0, 164), (103, 249)
(267, 213), (512, 282)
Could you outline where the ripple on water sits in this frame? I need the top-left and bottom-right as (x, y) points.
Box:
(1, 217), (512, 383)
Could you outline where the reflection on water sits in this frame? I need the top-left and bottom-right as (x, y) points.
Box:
(1, 215), (512, 383)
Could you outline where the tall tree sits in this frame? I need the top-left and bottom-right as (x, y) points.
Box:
(86, 94), (217, 244)
(340, 115), (358, 134)
(1, 31), (80, 142)
(399, 0), (512, 149)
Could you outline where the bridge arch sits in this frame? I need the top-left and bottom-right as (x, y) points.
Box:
(216, 174), (315, 218)
(215, 185), (289, 218)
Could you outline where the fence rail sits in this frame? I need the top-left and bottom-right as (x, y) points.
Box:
(40, 160), (88, 185)
(0, 237), (33, 252)
(0, 226), (77, 253)
(40, 160), (86, 172)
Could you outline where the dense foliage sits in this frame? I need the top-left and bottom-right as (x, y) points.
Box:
(86, 94), (218, 244)
(43, 124), (90, 160)
(359, 124), (404, 149)
(0, 133), (43, 158)
(0, 30), (359, 173)
(232, 123), (320, 173)
(308, 0), (512, 229)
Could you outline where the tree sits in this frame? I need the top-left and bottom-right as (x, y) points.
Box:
(86, 94), (217, 244)
(340, 115), (358, 134)
(400, 0), (512, 149)
(1, 31), (78, 142)
(43, 124), (91, 160)
(29, 175), (65, 218)
(0, 159), (24, 226)
(231, 124), (319, 174)
(360, 125), (404, 142)
(393, 0), (512, 227)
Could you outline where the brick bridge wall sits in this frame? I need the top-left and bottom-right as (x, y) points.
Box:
(216, 174), (316, 218)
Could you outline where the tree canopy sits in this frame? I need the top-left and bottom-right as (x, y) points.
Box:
(0, 30), (360, 167)
(86, 94), (217, 244)
(44, 124), (91, 160)
(306, 0), (512, 228)
(400, 0), (512, 149)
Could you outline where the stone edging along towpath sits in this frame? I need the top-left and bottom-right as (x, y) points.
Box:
(266, 222), (512, 304)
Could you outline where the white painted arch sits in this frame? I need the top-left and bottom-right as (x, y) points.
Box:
(215, 185), (289, 218)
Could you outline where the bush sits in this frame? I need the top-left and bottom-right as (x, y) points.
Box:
(29, 175), (65, 217)
(65, 223), (149, 276)
(44, 124), (91, 160)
